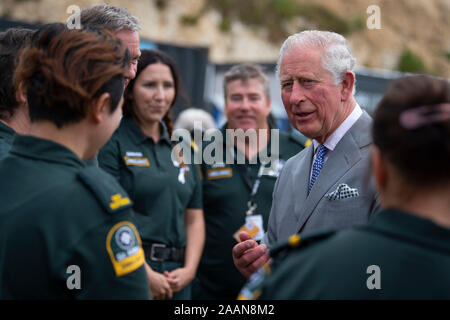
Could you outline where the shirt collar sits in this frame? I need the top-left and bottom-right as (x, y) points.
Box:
(221, 121), (274, 158)
(122, 117), (172, 146)
(9, 134), (85, 168)
(369, 208), (450, 253)
(0, 120), (16, 141)
(312, 103), (363, 152)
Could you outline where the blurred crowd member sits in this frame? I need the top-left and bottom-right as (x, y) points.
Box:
(80, 3), (141, 87)
(193, 63), (307, 299)
(233, 31), (379, 279)
(98, 50), (204, 300)
(240, 74), (450, 299)
(174, 107), (216, 138)
(0, 26), (150, 299)
(0, 28), (35, 159)
(80, 4), (140, 167)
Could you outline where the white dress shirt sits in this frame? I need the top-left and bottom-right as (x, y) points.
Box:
(310, 104), (363, 181)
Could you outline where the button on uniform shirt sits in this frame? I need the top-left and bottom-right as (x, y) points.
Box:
(98, 117), (202, 248)
(0, 121), (15, 160)
(0, 135), (150, 299)
(196, 125), (306, 299)
(255, 209), (450, 299)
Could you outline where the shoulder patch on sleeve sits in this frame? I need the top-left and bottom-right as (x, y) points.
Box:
(77, 166), (133, 214)
(106, 221), (145, 277)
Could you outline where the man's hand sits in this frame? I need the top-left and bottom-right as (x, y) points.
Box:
(232, 232), (270, 278)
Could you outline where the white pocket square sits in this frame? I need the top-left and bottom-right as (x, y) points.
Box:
(326, 183), (359, 200)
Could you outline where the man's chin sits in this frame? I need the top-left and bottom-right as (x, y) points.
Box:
(292, 123), (316, 140)
(236, 120), (258, 131)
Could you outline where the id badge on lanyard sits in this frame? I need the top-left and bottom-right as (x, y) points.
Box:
(233, 164), (266, 242)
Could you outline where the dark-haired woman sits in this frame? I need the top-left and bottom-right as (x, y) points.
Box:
(99, 49), (205, 300)
(0, 27), (150, 299)
(239, 74), (450, 299)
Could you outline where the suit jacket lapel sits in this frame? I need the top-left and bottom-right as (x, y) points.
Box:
(291, 146), (313, 229)
(294, 115), (368, 233)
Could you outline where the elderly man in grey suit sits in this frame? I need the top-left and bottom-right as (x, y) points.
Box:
(233, 30), (378, 278)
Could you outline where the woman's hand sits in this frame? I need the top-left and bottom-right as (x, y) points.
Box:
(145, 263), (173, 300)
(164, 267), (195, 293)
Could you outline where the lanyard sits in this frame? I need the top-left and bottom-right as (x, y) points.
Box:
(245, 164), (265, 216)
(230, 147), (266, 216)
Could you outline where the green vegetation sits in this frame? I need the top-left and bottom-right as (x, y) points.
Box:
(350, 15), (366, 32)
(398, 48), (427, 73)
(154, 0), (169, 10)
(445, 51), (450, 62)
(180, 15), (199, 26)
(207, 0), (362, 42)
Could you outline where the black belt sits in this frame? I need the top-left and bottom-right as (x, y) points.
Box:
(143, 243), (184, 262)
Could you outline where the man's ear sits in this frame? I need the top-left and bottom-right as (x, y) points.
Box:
(91, 93), (111, 124)
(371, 146), (387, 191)
(340, 71), (355, 101)
(15, 82), (27, 106)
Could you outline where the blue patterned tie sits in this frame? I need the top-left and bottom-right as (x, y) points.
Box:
(308, 144), (327, 194)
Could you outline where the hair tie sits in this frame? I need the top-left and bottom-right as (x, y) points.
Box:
(399, 103), (450, 129)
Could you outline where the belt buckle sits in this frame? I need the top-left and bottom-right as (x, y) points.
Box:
(150, 243), (166, 262)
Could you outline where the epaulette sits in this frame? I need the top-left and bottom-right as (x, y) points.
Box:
(178, 138), (200, 153)
(289, 130), (312, 148)
(77, 166), (133, 214)
(238, 231), (335, 300)
(269, 230), (335, 264)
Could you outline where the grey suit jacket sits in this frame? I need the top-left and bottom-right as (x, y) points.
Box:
(264, 111), (379, 246)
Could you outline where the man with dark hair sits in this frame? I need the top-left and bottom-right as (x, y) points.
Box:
(193, 63), (308, 299)
(0, 27), (35, 159)
(0, 27), (150, 300)
(80, 3), (141, 87)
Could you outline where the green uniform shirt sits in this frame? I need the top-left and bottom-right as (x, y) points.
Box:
(0, 121), (15, 160)
(242, 209), (450, 299)
(196, 126), (306, 299)
(98, 117), (202, 248)
(0, 135), (150, 299)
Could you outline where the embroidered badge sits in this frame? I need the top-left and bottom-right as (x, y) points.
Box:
(206, 167), (232, 180)
(124, 156), (150, 167)
(109, 193), (131, 210)
(125, 151), (143, 157)
(106, 221), (145, 277)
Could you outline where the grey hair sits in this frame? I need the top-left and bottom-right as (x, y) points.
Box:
(80, 4), (140, 32)
(223, 63), (270, 100)
(174, 108), (216, 132)
(276, 30), (356, 90)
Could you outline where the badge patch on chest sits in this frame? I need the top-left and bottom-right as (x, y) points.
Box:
(126, 151), (143, 157)
(106, 221), (145, 277)
(206, 167), (232, 180)
(124, 156), (150, 167)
